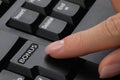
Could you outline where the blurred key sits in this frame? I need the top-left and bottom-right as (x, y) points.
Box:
(34, 75), (50, 80)
(23, 0), (52, 15)
(36, 16), (72, 41)
(7, 8), (40, 33)
(0, 70), (25, 80)
(8, 41), (85, 80)
(51, 0), (86, 25)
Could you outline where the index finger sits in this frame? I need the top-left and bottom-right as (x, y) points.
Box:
(45, 13), (120, 59)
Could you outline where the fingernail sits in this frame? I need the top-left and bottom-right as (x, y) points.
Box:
(100, 64), (120, 78)
(45, 40), (64, 54)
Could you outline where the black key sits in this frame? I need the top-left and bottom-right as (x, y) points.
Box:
(7, 8), (40, 33)
(24, 0), (52, 15)
(0, 70), (25, 80)
(51, 0), (86, 25)
(8, 41), (85, 80)
(36, 16), (72, 41)
(34, 75), (50, 80)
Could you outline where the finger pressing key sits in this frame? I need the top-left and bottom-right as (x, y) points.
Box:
(45, 13), (120, 59)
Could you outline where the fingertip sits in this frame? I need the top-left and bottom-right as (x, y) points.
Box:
(99, 48), (120, 79)
(45, 40), (64, 58)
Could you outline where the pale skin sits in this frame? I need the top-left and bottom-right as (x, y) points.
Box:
(45, 0), (120, 79)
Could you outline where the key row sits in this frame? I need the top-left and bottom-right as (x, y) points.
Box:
(0, 30), (85, 80)
(22, 0), (85, 25)
(23, 0), (85, 18)
(0, 0), (96, 18)
(7, 0), (86, 41)
(0, 70), (51, 80)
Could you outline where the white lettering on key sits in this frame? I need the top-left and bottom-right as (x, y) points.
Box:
(41, 17), (54, 29)
(64, 6), (69, 10)
(57, 3), (66, 10)
(17, 78), (23, 80)
(39, 78), (43, 80)
(57, 3), (69, 11)
(14, 9), (26, 20)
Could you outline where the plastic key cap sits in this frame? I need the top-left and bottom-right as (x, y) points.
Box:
(0, 70), (25, 80)
(51, 0), (85, 25)
(8, 41), (85, 80)
(34, 75), (50, 80)
(7, 8), (40, 33)
(36, 16), (72, 41)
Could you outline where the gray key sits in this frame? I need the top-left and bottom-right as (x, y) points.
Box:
(24, 0), (52, 15)
(8, 8), (39, 33)
(34, 75), (50, 80)
(0, 31), (19, 68)
(36, 16), (71, 41)
(0, 70), (25, 80)
(51, 0), (85, 24)
(8, 41), (85, 80)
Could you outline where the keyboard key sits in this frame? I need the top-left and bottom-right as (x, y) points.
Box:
(51, 0), (85, 25)
(0, 70), (25, 80)
(7, 8), (40, 33)
(8, 41), (85, 80)
(36, 16), (72, 41)
(23, 0), (52, 15)
(34, 75), (50, 80)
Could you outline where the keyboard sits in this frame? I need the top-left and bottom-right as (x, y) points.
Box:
(0, 0), (119, 80)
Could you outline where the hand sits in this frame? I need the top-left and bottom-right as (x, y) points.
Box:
(45, 0), (120, 79)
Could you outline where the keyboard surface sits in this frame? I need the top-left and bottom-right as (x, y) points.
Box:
(0, 0), (120, 80)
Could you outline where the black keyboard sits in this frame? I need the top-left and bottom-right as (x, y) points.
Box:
(0, 0), (120, 80)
